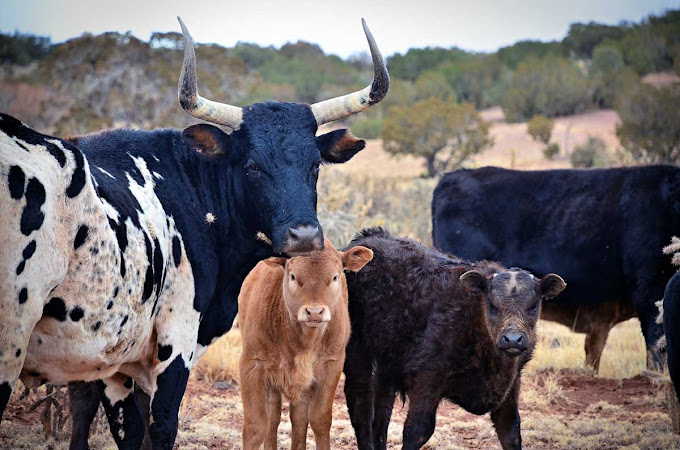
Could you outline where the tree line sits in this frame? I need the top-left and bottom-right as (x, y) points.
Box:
(0, 9), (678, 175)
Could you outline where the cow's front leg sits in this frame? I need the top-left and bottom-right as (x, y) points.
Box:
(308, 360), (343, 450)
(96, 374), (146, 450)
(490, 382), (522, 450)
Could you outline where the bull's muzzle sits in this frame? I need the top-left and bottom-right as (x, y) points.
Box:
(282, 225), (323, 256)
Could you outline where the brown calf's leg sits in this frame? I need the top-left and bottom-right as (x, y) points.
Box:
(308, 362), (344, 450)
(264, 388), (282, 450)
(584, 321), (612, 372)
(290, 392), (310, 450)
(240, 361), (269, 450)
(490, 382), (522, 450)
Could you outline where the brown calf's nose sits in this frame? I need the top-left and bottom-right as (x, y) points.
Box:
(305, 307), (324, 321)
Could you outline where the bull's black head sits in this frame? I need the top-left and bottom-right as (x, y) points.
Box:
(176, 17), (388, 255)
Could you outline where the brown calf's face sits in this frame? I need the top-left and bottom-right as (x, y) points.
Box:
(266, 240), (373, 328)
(461, 268), (566, 357)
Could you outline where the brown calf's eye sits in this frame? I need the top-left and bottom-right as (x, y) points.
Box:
(333, 275), (338, 281)
(290, 274), (296, 281)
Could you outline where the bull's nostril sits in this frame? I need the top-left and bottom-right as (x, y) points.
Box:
(517, 335), (524, 343)
(502, 335), (510, 343)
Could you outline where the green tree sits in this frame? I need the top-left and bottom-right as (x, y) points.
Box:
(562, 22), (625, 58)
(382, 98), (493, 177)
(527, 115), (554, 145)
(501, 54), (590, 121)
(413, 71), (456, 102)
(497, 40), (561, 70)
(616, 83), (680, 164)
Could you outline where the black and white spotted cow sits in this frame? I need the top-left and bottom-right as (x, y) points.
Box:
(0, 17), (388, 449)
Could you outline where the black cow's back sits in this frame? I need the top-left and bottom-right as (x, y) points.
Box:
(432, 166), (680, 308)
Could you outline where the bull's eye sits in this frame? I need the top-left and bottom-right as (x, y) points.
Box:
(488, 303), (498, 315)
(528, 303), (539, 314)
(245, 160), (260, 174)
(312, 160), (321, 175)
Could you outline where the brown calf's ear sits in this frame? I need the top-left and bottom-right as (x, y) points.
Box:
(262, 257), (287, 271)
(540, 274), (566, 299)
(182, 124), (231, 158)
(460, 270), (488, 295)
(317, 129), (366, 164)
(342, 246), (374, 272)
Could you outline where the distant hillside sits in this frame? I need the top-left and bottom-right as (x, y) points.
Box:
(0, 9), (678, 136)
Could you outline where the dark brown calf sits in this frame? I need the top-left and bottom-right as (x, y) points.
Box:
(343, 228), (565, 450)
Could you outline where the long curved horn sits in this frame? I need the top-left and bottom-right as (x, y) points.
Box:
(310, 19), (390, 126)
(177, 17), (243, 130)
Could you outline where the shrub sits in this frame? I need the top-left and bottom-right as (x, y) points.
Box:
(527, 115), (554, 145)
(571, 137), (608, 168)
(543, 143), (560, 160)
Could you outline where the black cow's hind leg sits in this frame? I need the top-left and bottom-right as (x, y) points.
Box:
(96, 376), (145, 450)
(68, 381), (101, 450)
(149, 355), (190, 450)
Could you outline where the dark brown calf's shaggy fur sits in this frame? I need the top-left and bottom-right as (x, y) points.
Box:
(343, 228), (565, 450)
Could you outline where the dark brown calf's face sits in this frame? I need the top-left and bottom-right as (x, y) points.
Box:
(461, 268), (566, 357)
(265, 240), (373, 328)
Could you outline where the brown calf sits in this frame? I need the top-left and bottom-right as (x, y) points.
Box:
(238, 239), (373, 450)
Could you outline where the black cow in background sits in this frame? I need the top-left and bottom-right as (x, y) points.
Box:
(0, 17), (389, 450)
(432, 166), (679, 371)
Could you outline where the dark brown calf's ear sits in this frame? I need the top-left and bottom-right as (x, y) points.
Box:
(316, 129), (366, 163)
(182, 124), (232, 158)
(540, 274), (566, 299)
(263, 257), (287, 270)
(460, 270), (488, 295)
(342, 246), (374, 272)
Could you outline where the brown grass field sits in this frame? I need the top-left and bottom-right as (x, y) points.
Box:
(2, 109), (679, 449)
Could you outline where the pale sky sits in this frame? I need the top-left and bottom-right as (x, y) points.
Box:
(1, 0), (677, 58)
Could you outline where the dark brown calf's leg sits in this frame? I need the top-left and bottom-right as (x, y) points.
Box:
(344, 346), (376, 450)
(68, 381), (101, 450)
(402, 378), (441, 450)
(490, 383), (522, 450)
(372, 375), (396, 450)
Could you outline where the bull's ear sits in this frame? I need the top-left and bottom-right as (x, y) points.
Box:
(342, 246), (373, 272)
(262, 257), (287, 270)
(460, 270), (488, 295)
(316, 129), (366, 164)
(540, 274), (566, 300)
(182, 124), (231, 158)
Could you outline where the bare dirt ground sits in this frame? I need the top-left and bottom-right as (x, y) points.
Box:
(1, 368), (678, 449)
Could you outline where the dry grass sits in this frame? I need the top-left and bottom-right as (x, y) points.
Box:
(194, 328), (242, 385)
(4, 109), (678, 448)
(527, 319), (647, 379)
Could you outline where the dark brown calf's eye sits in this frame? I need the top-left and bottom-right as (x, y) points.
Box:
(245, 160), (260, 173)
